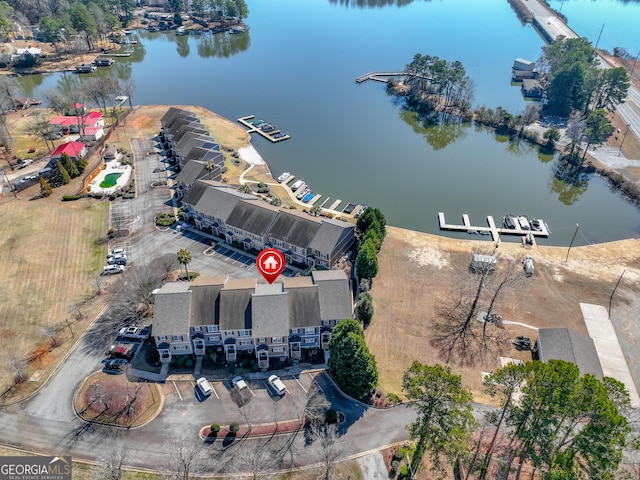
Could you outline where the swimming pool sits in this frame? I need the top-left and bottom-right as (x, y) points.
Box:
(100, 172), (123, 188)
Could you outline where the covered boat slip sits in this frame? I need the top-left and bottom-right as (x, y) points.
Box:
(438, 212), (550, 244)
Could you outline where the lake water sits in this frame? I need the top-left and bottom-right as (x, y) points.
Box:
(19, 0), (640, 246)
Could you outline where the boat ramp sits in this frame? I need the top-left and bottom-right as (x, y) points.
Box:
(438, 212), (550, 245)
(238, 115), (290, 143)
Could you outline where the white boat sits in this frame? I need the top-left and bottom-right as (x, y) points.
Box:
(290, 180), (305, 191)
(277, 172), (290, 183)
(296, 187), (310, 200)
(517, 216), (531, 230)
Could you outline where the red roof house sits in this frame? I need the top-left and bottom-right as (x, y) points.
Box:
(50, 141), (87, 161)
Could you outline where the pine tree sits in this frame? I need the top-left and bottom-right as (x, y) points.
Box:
(39, 177), (53, 196)
(55, 160), (71, 185)
(61, 153), (79, 177)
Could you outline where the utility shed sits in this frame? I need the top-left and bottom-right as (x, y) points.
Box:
(535, 328), (604, 378)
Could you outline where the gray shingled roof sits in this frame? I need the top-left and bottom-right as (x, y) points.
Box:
(267, 211), (321, 248)
(251, 283), (289, 338)
(185, 146), (223, 165)
(175, 134), (218, 159)
(189, 276), (227, 326)
(311, 270), (353, 321)
(219, 279), (257, 330)
(183, 181), (253, 221)
(161, 107), (195, 128)
(308, 220), (355, 255)
(286, 281), (321, 328)
(537, 328), (604, 378)
(169, 123), (208, 144)
(226, 200), (279, 237)
(176, 160), (208, 185)
(153, 283), (192, 337)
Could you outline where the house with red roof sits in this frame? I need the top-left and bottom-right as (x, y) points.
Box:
(79, 126), (104, 142)
(69, 102), (86, 116)
(50, 141), (86, 162)
(49, 111), (104, 134)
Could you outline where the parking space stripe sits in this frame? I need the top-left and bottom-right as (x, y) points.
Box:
(173, 381), (183, 401)
(211, 384), (219, 399)
(309, 373), (324, 394)
(295, 377), (307, 394)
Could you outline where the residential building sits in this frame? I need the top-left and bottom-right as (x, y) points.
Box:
(49, 111), (104, 134)
(152, 270), (353, 365)
(182, 180), (355, 269)
(535, 328), (604, 378)
(79, 126), (105, 142)
(174, 160), (222, 198)
(50, 141), (87, 162)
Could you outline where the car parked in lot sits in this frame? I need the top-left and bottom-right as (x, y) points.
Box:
(107, 254), (127, 266)
(107, 248), (126, 258)
(267, 375), (286, 396)
(118, 325), (151, 340)
(18, 159), (33, 169)
(196, 377), (213, 396)
(103, 264), (125, 275)
(231, 376), (248, 391)
(102, 357), (127, 373)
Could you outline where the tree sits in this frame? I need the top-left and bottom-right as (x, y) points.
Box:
(0, 2), (14, 41)
(310, 423), (342, 480)
(27, 110), (54, 152)
(303, 383), (330, 427)
(164, 430), (207, 480)
(61, 153), (79, 178)
(430, 248), (520, 367)
(39, 177), (53, 196)
(542, 127), (561, 152)
(564, 111), (586, 158)
(97, 444), (129, 480)
(69, 3), (98, 50)
(176, 248), (192, 281)
(485, 360), (630, 480)
(581, 108), (613, 160)
(402, 361), (476, 479)
(355, 239), (378, 280)
(55, 159), (71, 185)
(237, 184), (252, 194)
(327, 319), (378, 401)
(356, 206), (386, 238)
(173, 12), (183, 27)
(355, 291), (374, 326)
(5, 353), (28, 384)
(41, 324), (59, 347)
(310, 204), (321, 217)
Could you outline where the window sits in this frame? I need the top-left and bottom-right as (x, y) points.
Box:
(272, 346), (284, 353)
(239, 340), (252, 346)
(225, 331), (235, 336)
(275, 240), (283, 247)
(239, 330), (250, 337)
(258, 337), (266, 343)
(291, 329), (298, 334)
(193, 326), (201, 332)
(158, 336), (168, 341)
(322, 320), (330, 326)
(296, 246), (305, 255)
(304, 328), (315, 335)
(208, 335), (220, 342)
(304, 338), (316, 345)
(174, 345), (188, 351)
(235, 228), (242, 235)
(206, 325), (219, 332)
(172, 335), (182, 341)
(320, 252), (328, 259)
(272, 336), (283, 344)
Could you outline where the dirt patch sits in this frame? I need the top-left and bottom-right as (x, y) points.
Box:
(367, 226), (640, 401)
(75, 372), (162, 427)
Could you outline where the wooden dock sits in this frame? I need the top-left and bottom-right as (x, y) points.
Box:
(438, 212), (550, 245)
(308, 194), (322, 206)
(328, 199), (342, 211)
(238, 115), (291, 143)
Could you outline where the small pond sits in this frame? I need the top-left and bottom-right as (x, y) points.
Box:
(100, 172), (123, 188)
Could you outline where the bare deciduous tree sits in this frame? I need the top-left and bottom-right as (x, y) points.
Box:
(164, 430), (207, 480)
(430, 248), (522, 366)
(41, 324), (60, 347)
(234, 439), (284, 480)
(5, 353), (28, 384)
(97, 443), (129, 480)
(303, 384), (330, 427)
(309, 423), (342, 480)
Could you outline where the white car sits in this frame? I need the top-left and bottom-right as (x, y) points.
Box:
(103, 264), (125, 275)
(267, 375), (286, 396)
(196, 377), (213, 396)
(107, 254), (127, 266)
(231, 376), (248, 391)
(18, 159), (33, 169)
(108, 248), (126, 258)
(118, 325), (151, 340)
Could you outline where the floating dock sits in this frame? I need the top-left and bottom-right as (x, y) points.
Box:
(438, 212), (550, 245)
(238, 115), (291, 143)
(356, 71), (405, 84)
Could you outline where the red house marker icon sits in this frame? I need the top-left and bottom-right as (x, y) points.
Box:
(256, 248), (286, 284)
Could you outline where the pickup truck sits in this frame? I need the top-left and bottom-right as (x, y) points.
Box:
(108, 343), (136, 360)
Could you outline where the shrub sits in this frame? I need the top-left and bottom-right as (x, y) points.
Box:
(229, 421), (239, 434)
(210, 423), (220, 434)
(62, 195), (81, 201)
(155, 212), (176, 227)
(325, 409), (338, 424)
(387, 392), (401, 405)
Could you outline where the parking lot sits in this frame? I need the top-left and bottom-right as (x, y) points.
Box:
(203, 243), (256, 271)
(159, 372), (322, 426)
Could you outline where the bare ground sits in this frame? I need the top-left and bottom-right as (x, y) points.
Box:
(367, 227), (640, 403)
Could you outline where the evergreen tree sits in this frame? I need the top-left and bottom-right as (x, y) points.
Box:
(61, 153), (79, 178)
(355, 239), (378, 279)
(356, 207), (387, 238)
(327, 319), (378, 401)
(356, 292), (374, 326)
(39, 177), (53, 196)
(55, 160), (71, 185)
(402, 361), (476, 478)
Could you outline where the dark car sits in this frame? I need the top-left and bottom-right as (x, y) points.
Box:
(102, 358), (127, 373)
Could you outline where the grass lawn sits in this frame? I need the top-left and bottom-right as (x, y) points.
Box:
(0, 186), (110, 401)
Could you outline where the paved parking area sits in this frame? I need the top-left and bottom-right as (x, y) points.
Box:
(158, 372), (319, 427)
(204, 244), (256, 271)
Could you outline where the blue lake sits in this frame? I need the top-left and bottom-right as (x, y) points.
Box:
(19, 0), (640, 246)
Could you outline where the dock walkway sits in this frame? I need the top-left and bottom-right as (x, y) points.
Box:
(355, 72), (405, 84)
(438, 212), (550, 245)
(238, 115), (290, 143)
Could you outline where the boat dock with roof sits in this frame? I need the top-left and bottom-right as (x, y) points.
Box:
(438, 212), (550, 244)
